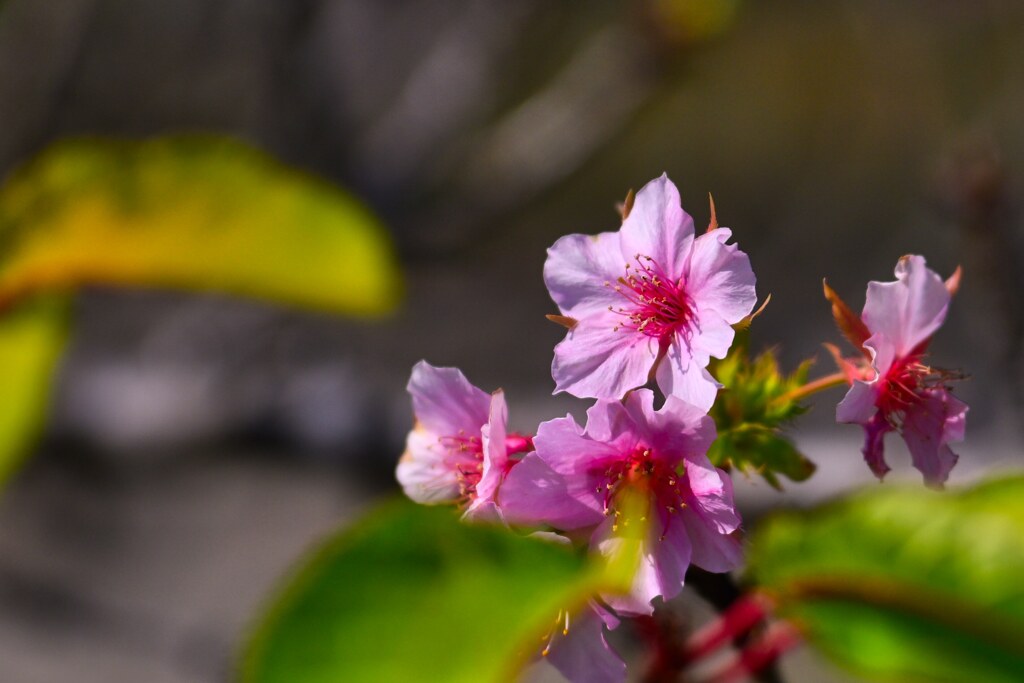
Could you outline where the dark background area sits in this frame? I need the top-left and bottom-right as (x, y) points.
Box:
(0, 1), (1022, 680)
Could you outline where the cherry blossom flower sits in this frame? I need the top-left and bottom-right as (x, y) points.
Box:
(831, 256), (968, 487)
(499, 390), (742, 614)
(527, 532), (627, 683)
(543, 601), (625, 683)
(544, 174), (756, 409)
(396, 361), (532, 520)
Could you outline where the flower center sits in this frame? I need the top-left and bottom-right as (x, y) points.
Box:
(876, 355), (962, 423)
(606, 254), (693, 341)
(439, 433), (484, 501)
(440, 432), (533, 502)
(593, 444), (688, 540)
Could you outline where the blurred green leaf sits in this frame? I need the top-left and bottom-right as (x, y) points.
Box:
(708, 333), (815, 488)
(0, 297), (68, 484)
(747, 475), (1024, 683)
(241, 500), (629, 683)
(0, 136), (401, 315)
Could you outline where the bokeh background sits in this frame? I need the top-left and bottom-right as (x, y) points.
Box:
(1, 1), (1023, 681)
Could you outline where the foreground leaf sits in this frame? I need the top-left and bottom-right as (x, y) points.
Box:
(747, 475), (1024, 683)
(0, 297), (69, 484)
(0, 136), (401, 315)
(708, 335), (815, 488)
(241, 500), (631, 683)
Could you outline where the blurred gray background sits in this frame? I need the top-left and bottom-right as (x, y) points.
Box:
(1, 0), (1023, 680)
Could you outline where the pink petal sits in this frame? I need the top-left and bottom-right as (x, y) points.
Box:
(837, 333), (896, 425)
(408, 361), (491, 437)
(682, 454), (741, 534)
(537, 414), (630, 477)
(862, 255), (950, 356)
(544, 230), (627, 318)
(552, 313), (657, 400)
(680, 508), (743, 573)
(836, 380), (878, 425)
(682, 307), (737, 366)
(546, 604), (627, 683)
(861, 412), (892, 480)
(625, 393), (717, 467)
(619, 174), (695, 278)
(685, 228), (757, 324)
(901, 389), (968, 488)
(581, 397), (645, 449)
(595, 512), (691, 615)
(655, 356), (721, 413)
(396, 428), (460, 504)
(498, 452), (605, 530)
(473, 390), (508, 506)
(461, 500), (504, 524)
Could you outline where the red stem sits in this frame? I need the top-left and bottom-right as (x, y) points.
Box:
(683, 592), (774, 663)
(701, 622), (803, 683)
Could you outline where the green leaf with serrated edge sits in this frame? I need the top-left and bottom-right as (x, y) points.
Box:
(707, 424), (815, 490)
(240, 500), (637, 683)
(746, 475), (1024, 683)
(0, 136), (401, 315)
(0, 296), (68, 485)
(708, 332), (815, 488)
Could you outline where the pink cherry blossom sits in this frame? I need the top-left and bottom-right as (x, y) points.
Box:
(396, 361), (532, 520)
(528, 532), (627, 683)
(543, 601), (625, 683)
(499, 390), (742, 614)
(544, 174), (756, 409)
(835, 255), (968, 487)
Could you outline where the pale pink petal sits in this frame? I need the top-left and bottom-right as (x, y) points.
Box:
(862, 255), (950, 356)
(544, 230), (627, 318)
(836, 380), (878, 425)
(863, 332), (897, 378)
(499, 452), (605, 530)
(680, 307), (737, 366)
(552, 313), (657, 400)
(619, 174), (695, 277)
(536, 414), (629, 477)
(682, 454), (741, 534)
(685, 228), (757, 323)
(596, 512), (691, 616)
(462, 500), (504, 524)
(473, 390), (508, 507)
(655, 357), (721, 413)
(626, 393), (717, 467)
(581, 397), (644, 450)
(546, 604), (626, 683)
(861, 413), (892, 480)
(837, 333), (898, 424)
(396, 428), (460, 504)
(408, 361), (491, 437)
(680, 509), (743, 573)
(901, 389), (968, 488)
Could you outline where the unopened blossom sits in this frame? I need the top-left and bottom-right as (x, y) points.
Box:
(545, 174), (756, 409)
(499, 390), (742, 614)
(396, 361), (532, 520)
(832, 256), (968, 487)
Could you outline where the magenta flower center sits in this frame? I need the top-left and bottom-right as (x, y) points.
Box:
(876, 355), (961, 423)
(593, 444), (688, 539)
(608, 254), (693, 341)
(440, 432), (533, 502)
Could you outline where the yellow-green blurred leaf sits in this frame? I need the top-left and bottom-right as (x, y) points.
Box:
(747, 475), (1024, 682)
(0, 297), (68, 484)
(241, 500), (628, 683)
(0, 136), (401, 315)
